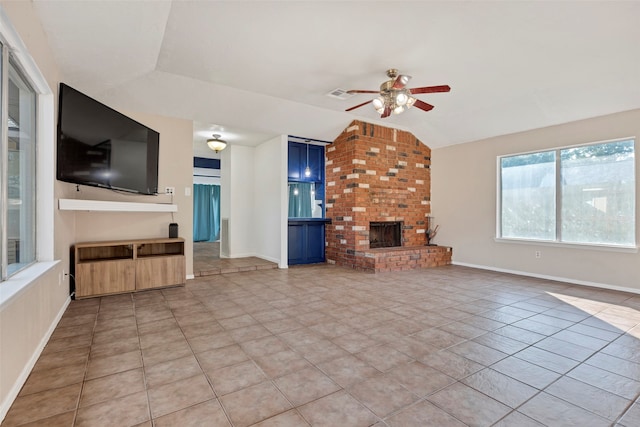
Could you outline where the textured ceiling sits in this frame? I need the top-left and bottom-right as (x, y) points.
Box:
(32, 1), (640, 156)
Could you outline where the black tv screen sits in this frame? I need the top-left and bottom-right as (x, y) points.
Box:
(57, 83), (159, 195)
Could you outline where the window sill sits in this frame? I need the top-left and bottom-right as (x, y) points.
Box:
(494, 238), (638, 253)
(0, 261), (60, 309)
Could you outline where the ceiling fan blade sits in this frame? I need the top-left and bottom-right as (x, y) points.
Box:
(413, 99), (434, 112)
(345, 99), (373, 112)
(409, 85), (451, 94)
(381, 105), (392, 118)
(347, 90), (379, 94)
(391, 74), (412, 89)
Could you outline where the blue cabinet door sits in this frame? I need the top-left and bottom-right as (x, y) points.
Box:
(288, 142), (324, 182)
(288, 142), (304, 180)
(306, 144), (324, 182)
(305, 222), (325, 263)
(287, 223), (307, 265)
(288, 221), (326, 265)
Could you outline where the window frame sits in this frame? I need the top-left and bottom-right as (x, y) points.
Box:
(3, 53), (38, 278)
(1, 40), (6, 279)
(496, 137), (637, 251)
(0, 6), (56, 302)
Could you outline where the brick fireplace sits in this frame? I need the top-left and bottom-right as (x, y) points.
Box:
(325, 120), (451, 272)
(369, 221), (402, 249)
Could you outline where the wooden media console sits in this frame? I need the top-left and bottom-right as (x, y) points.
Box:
(72, 237), (185, 298)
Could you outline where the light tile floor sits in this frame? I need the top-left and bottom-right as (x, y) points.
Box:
(193, 242), (278, 277)
(3, 264), (640, 426)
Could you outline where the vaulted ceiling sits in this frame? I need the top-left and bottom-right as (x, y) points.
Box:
(32, 1), (640, 156)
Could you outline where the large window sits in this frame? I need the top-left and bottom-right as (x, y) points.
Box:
(499, 139), (635, 247)
(1, 41), (37, 279)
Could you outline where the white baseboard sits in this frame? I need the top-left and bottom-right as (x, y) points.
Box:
(186, 274), (195, 280)
(452, 261), (640, 295)
(224, 252), (254, 259)
(257, 254), (280, 265)
(0, 296), (71, 422)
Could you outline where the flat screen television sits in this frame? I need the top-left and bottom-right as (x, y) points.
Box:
(57, 83), (159, 195)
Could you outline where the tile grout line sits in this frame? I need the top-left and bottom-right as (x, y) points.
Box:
(133, 294), (157, 427)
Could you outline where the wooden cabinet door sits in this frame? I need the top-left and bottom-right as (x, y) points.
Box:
(136, 256), (185, 290)
(75, 260), (136, 298)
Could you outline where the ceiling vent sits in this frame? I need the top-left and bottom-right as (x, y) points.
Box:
(326, 88), (354, 100)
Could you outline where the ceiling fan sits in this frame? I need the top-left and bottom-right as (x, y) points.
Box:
(345, 69), (450, 118)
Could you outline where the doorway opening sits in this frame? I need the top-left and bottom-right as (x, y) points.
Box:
(193, 156), (222, 274)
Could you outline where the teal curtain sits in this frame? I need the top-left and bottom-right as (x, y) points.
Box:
(288, 182), (313, 217)
(193, 184), (221, 242)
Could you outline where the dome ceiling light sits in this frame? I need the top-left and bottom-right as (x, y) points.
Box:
(206, 134), (227, 152)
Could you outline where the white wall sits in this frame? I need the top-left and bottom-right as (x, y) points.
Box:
(221, 145), (256, 257)
(432, 109), (640, 292)
(254, 135), (288, 266)
(219, 137), (287, 265)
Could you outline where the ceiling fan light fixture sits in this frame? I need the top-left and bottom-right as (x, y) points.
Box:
(372, 97), (385, 110)
(206, 134), (227, 153)
(396, 92), (409, 106)
(393, 105), (405, 115)
(344, 69), (450, 118)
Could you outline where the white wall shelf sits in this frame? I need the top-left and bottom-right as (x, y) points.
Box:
(58, 199), (177, 213)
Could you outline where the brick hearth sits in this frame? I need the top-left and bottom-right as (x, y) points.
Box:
(325, 120), (452, 272)
(359, 246), (453, 273)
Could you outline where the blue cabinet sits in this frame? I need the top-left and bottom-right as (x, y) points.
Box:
(288, 142), (324, 182)
(288, 219), (328, 265)
(288, 140), (327, 265)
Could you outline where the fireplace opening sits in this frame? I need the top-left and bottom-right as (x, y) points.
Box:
(369, 221), (402, 249)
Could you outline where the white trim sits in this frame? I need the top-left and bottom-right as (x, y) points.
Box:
(257, 254), (280, 265)
(58, 199), (178, 212)
(37, 93), (55, 261)
(452, 261), (640, 295)
(0, 294), (70, 421)
(494, 237), (638, 253)
(186, 274), (195, 280)
(280, 136), (289, 270)
(226, 252), (258, 259)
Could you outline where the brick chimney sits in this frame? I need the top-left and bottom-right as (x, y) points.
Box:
(325, 120), (451, 272)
